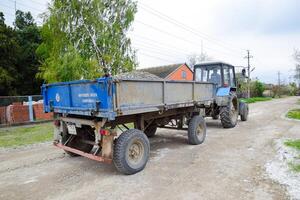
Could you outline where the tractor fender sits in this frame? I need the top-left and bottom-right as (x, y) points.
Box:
(215, 87), (231, 106)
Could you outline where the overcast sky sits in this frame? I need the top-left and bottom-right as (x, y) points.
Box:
(1, 0), (299, 84)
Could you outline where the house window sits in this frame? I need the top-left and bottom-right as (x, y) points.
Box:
(181, 71), (187, 79)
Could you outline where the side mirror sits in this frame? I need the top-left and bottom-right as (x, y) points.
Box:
(242, 69), (246, 77)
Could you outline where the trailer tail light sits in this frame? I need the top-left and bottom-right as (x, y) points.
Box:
(100, 129), (110, 136)
(53, 120), (60, 127)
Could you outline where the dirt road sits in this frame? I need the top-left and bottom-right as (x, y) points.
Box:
(0, 97), (299, 200)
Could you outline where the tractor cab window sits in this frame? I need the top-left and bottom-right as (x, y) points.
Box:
(195, 65), (222, 86)
(223, 65), (236, 87)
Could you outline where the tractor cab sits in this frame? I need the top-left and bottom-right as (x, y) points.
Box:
(193, 61), (236, 88)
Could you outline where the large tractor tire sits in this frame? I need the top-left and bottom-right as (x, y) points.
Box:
(188, 115), (207, 145)
(144, 123), (157, 138)
(220, 94), (239, 128)
(239, 101), (249, 121)
(62, 125), (95, 157)
(113, 129), (150, 175)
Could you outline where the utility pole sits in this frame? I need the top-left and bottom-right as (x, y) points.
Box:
(277, 71), (281, 86)
(244, 50), (253, 98)
(277, 71), (281, 97)
(201, 40), (203, 55)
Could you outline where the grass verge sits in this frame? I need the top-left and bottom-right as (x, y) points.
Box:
(286, 109), (300, 120)
(285, 139), (300, 150)
(288, 162), (300, 172)
(240, 97), (272, 104)
(285, 139), (300, 172)
(0, 123), (53, 148)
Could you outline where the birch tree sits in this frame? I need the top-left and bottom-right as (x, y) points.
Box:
(37, 0), (137, 83)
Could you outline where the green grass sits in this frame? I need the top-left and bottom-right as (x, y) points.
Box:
(240, 97), (272, 104)
(284, 139), (300, 150)
(0, 123), (53, 148)
(286, 109), (300, 120)
(288, 162), (300, 172)
(285, 139), (300, 173)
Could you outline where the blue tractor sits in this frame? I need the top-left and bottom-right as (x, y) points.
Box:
(193, 61), (249, 127)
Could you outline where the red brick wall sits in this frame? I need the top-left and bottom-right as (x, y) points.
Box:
(6, 105), (29, 124)
(0, 106), (7, 124)
(167, 64), (193, 81)
(1, 103), (53, 124)
(33, 103), (53, 120)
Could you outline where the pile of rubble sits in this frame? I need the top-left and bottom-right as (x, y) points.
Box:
(114, 71), (162, 80)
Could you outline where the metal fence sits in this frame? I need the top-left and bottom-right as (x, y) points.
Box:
(0, 95), (53, 126)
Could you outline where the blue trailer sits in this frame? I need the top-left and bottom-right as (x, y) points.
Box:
(42, 61), (248, 174)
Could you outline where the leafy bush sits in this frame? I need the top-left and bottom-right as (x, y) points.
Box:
(288, 82), (298, 96)
(250, 81), (265, 97)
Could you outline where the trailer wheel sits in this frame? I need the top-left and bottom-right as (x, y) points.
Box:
(239, 102), (249, 121)
(220, 95), (238, 128)
(144, 124), (157, 138)
(113, 129), (150, 175)
(62, 126), (95, 157)
(188, 115), (206, 145)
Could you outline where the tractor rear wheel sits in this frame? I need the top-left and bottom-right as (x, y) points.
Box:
(220, 94), (238, 128)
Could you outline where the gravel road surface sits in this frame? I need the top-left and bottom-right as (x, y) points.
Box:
(0, 97), (299, 200)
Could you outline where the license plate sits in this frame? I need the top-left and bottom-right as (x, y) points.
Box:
(67, 124), (77, 135)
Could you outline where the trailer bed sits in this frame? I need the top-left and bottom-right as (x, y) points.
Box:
(42, 77), (215, 120)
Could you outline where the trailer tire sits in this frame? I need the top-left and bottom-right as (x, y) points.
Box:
(144, 124), (157, 138)
(113, 129), (150, 175)
(220, 94), (238, 128)
(188, 115), (206, 145)
(62, 126), (95, 157)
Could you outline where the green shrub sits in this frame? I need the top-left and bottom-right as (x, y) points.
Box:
(250, 81), (265, 97)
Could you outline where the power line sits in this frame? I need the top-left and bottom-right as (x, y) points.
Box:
(134, 44), (184, 58)
(27, 0), (48, 7)
(139, 2), (244, 54)
(138, 52), (176, 64)
(133, 39), (191, 56)
(8, 0), (45, 13)
(136, 20), (242, 59)
(132, 34), (192, 55)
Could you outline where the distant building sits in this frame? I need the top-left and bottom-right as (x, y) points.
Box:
(140, 63), (193, 81)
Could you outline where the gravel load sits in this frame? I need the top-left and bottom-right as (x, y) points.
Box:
(114, 71), (163, 80)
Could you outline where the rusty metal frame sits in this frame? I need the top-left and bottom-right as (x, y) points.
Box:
(54, 142), (112, 163)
